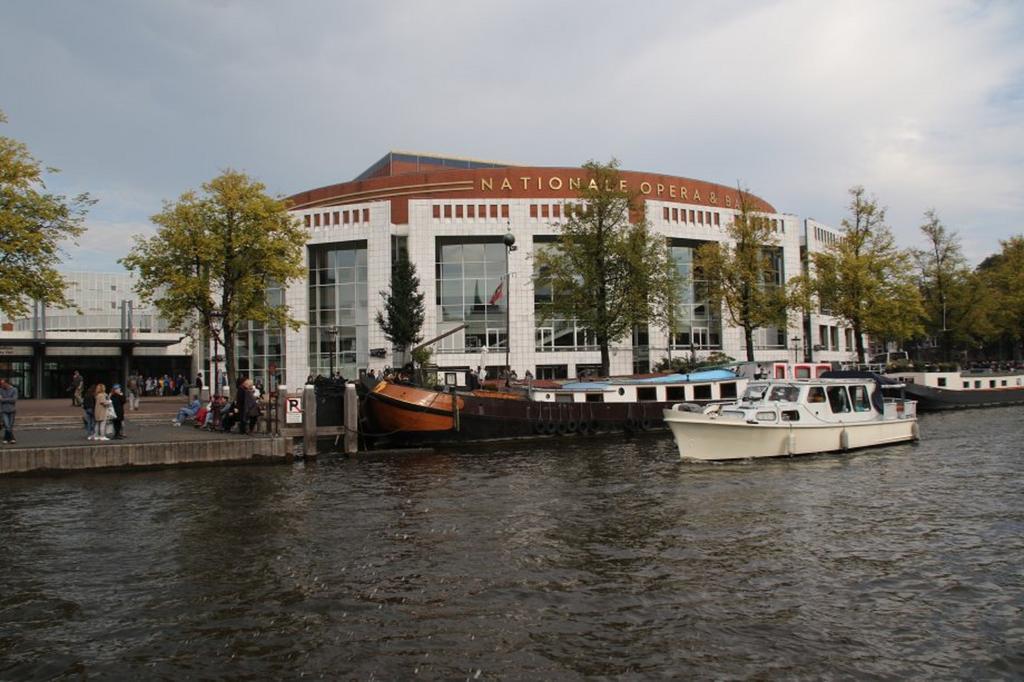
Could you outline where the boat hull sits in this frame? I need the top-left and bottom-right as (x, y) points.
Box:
(663, 412), (918, 461)
(902, 383), (1024, 411)
(363, 380), (684, 445)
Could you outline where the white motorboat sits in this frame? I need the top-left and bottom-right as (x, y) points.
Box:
(663, 375), (919, 461)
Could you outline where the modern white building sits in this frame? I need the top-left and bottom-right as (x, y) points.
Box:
(0, 272), (190, 398)
(264, 152), (862, 387)
(2, 152), (867, 398)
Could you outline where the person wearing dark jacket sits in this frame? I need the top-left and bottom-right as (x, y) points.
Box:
(239, 379), (258, 435)
(0, 378), (17, 444)
(110, 384), (127, 439)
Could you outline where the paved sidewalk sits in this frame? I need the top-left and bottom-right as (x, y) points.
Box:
(14, 396), (195, 429)
(2, 422), (276, 449)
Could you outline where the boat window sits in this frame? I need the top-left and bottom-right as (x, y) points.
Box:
(849, 384), (871, 412)
(1002, 380), (1007, 387)
(807, 387), (826, 403)
(756, 411), (776, 422)
(637, 387), (657, 402)
(963, 382), (969, 388)
(795, 366), (811, 379)
(555, 393), (574, 403)
(742, 384), (768, 401)
(666, 386), (687, 401)
(781, 410), (800, 421)
(768, 385), (799, 402)
(720, 382), (737, 399)
(975, 381), (981, 389)
(693, 385), (712, 400)
(990, 380), (997, 388)
(585, 393), (604, 403)
(826, 386), (851, 413)
(937, 377), (947, 387)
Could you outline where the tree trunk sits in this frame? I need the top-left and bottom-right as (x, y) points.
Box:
(223, 326), (236, 399)
(744, 326), (755, 362)
(854, 322), (866, 364)
(600, 340), (610, 378)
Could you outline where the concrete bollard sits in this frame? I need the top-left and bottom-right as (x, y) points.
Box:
(344, 382), (358, 455)
(275, 385), (287, 437)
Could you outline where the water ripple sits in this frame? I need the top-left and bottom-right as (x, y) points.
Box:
(1, 408), (1022, 678)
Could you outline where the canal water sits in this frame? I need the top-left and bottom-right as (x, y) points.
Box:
(2, 407), (1022, 679)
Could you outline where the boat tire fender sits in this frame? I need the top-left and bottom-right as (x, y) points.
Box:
(533, 420), (546, 435)
(565, 419), (578, 434)
(544, 420), (558, 435)
(556, 420), (568, 435)
(640, 417), (653, 431)
(911, 422), (920, 441)
(840, 427), (850, 451)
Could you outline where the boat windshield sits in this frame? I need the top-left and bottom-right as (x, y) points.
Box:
(768, 384), (800, 402)
(742, 383), (768, 402)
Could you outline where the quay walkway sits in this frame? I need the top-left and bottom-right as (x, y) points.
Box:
(1, 397), (289, 476)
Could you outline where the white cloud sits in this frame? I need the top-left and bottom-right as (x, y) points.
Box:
(3, 0), (1022, 267)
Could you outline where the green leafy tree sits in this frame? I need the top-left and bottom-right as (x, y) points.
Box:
(695, 186), (788, 362)
(911, 210), (995, 361)
(806, 186), (924, 363)
(376, 255), (426, 361)
(533, 159), (681, 377)
(121, 170), (306, 388)
(979, 235), (1024, 360)
(0, 109), (94, 319)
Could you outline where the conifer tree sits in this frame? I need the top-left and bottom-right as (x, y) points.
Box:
(376, 255), (425, 362)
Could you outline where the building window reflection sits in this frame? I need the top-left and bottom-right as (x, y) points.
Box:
(307, 241), (368, 377)
(435, 237), (507, 353)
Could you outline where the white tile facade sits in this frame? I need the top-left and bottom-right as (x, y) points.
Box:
(279, 192), (842, 386)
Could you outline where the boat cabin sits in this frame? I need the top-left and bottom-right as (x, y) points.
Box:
(713, 379), (916, 425)
(528, 370), (745, 404)
(886, 369), (1024, 391)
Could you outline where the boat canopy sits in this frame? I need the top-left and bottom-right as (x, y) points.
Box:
(561, 369), (738, 390)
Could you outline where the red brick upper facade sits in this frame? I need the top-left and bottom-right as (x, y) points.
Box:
(287, 153), (776, 225)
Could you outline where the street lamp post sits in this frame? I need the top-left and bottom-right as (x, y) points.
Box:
(210, 311), (224, 397)
(791, 335), (802, 364)
(503, 229), (517, 377)
(326, 326), (339, 378)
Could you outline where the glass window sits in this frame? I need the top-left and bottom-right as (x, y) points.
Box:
(807, 387), (826, 404)
(826, 386), (851, 413)
(307, 241), (369, 377)
(850, 384), (871, 412)
(435, 237), (508, 352)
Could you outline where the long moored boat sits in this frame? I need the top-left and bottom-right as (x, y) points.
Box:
(883, 368), (1024, 411)
(361, 369), (750, 445)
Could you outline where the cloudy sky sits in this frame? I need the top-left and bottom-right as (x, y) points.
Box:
(3, 0), (1022, 271)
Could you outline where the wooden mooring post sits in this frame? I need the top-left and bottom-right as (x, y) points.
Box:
(280, 381), (360, 457)
(344, 382), (358, 455)
(302, 383), (318, 457)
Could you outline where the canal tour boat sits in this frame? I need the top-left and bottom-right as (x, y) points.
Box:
(882, 367), (1024, 411)
(360, 368), (750, 445)
(662, 374), (919, 461)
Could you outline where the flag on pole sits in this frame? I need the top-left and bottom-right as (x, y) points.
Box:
(488, 280), (504, 305)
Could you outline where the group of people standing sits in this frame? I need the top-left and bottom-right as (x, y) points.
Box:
(81, 383), (127, 441)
